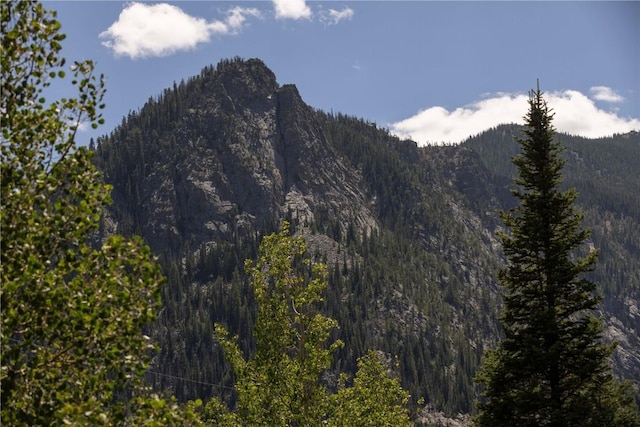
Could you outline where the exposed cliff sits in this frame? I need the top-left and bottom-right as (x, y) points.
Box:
(99, 58), (376, 254)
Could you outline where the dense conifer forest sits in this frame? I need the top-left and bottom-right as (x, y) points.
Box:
(90, 58), (640, 421)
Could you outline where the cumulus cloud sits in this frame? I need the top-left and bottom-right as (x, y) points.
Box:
(391, 89), (640, 146)
(590, 86), (624, 103)
(100, 3), (260, 59)
(273, 0), (311, 20)
(319, 7), (354, 25)
(548, 90), (638, 137)
(391, 93), (527, 145)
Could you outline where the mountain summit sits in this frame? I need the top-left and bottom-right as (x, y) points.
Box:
(93, 58), (640, 422)
(97, 58), (375, 253)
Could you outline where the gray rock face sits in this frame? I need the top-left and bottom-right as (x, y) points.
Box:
(107, 58), (376, 254)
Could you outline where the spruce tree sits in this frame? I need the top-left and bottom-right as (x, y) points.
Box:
(474, 86), (639, 427)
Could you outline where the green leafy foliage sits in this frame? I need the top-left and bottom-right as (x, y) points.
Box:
(205, 223), (411, 426)
(328, 350), (411, 427)
(474, 88), (640, 426)
(1, 1), (200, 425)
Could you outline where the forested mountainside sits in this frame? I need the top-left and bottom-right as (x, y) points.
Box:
(465, 126), (640, 394)
(92, 57), (640, 421)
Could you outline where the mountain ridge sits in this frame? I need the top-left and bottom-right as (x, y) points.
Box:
(92, 57), (639, 423)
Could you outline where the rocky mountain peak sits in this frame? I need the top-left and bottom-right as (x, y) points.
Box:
(98, 58), (376, 253)
(209, 57), (279, 111)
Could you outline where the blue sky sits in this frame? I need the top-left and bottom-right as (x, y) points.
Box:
(48, 1), (639, 145)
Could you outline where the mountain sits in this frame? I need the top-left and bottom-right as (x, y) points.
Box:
(92, 57), (640, 423)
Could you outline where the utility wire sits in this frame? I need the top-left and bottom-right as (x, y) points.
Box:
(146, 370), (236, 392)
(6, 337), (236, 393)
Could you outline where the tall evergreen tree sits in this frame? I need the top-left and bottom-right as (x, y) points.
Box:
(474, 86), (639, 427)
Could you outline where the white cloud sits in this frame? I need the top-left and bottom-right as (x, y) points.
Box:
(391, 93), (527, 145)
(216, 7), (262, 34)
(390, 89), (640, 146)
(273, 0), (311, 20)
(319, 7), (354, 25)
(590, 86), (624, 103)
(100, 3), (260, 59)
(548, 90), (638, 137)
